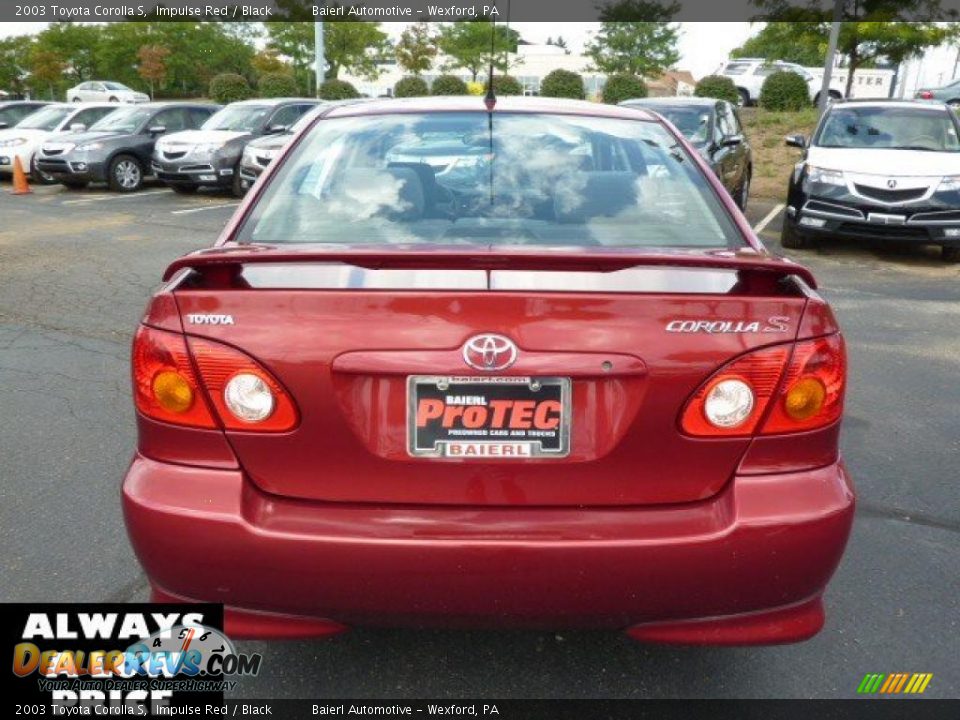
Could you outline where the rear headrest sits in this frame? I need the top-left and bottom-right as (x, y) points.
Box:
(554, 171), (638, 223)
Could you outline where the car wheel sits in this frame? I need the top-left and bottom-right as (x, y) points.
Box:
(169, 183), (198, 194)
(780, 216), (814, 250)
(108, 154), (143, 192)
(942, 245), (960, 262)
(737, 171), (751, 210)
(948, 99), (960, 111)
(737, 89), (749, 108)
(108, 96), (119, 103)
(71, 97), (82, 103)
(61, 179), (88, 190)
(29, 156), (56, 185)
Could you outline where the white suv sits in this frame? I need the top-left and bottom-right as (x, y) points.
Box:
(720, 59), (842, 107)
(66, 81), (150, 104)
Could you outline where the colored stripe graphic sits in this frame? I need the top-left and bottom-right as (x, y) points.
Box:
(857, 673), (932, 694)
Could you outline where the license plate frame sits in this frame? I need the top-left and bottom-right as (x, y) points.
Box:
(407, 375), (571, 459)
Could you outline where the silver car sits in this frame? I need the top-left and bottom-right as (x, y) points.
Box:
(66, 81), (149, 104)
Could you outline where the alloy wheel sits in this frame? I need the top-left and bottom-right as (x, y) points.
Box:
(115, 160), (141, 190)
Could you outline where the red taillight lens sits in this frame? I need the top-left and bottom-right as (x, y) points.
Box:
(132, 326), (217, 428)
(919, 90), (934, 99)
(188, 337), (299, 432)
(762, 334), (846, 434)
(681, 346), (790, 436)
(681, 334), (846, 437)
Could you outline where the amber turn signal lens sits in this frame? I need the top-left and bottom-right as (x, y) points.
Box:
(784, 377), (826, 420)
(152, 370), (194, 414)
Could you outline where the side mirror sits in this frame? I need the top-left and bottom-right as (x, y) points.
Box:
(69, 123), (86, 133)
(266, 124), (288, 135)
(785, 134), (806, 149)
(722, 134), (744, 147)
(0, 122), (8, 130)
(147, 125), (166, 136)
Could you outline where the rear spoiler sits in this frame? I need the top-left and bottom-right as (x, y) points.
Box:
(162, 247), (817, 289)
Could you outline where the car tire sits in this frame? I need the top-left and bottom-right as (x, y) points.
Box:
(948, 99), (960, 111)
(29, 156), (56, 185)
(71, 97), (82, 103)
(780, 217), (814, 250)
(942, 245), (960, 262)
(736, 170), (751, 210)
(61, 180), (88, 190)
(737, 88), (750, 108)
(169, 183), (198, 194)
(108, 96), (119, 102)
(108, 154), (143, 192)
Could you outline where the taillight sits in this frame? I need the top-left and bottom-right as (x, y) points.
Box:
(918, 90), (934, 99)
(188, 337), (299, 432)
(132, 326), (217, 428)
(681, 335), (845, 437)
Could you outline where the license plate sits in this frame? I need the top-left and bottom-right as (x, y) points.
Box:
(867, 212), (906, 225)
(408, 376), (571, 459)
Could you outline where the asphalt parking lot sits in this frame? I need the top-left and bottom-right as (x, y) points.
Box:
(1, 180), (958, 700)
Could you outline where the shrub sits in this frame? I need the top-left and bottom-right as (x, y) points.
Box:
(760, 71), (811, 111)
(258, 72), (299, 98)
(466, 81), (485, 96)
(694, 75), (740, 105)
(539, 69), (585, 99)
(394, 76), (429, 98)
(318, 79), (359, 100)
(431, 74), (468, 95)
(208, 73), (252, 105)
(602, 74), (647, 105)
(491, 74), (523, 96)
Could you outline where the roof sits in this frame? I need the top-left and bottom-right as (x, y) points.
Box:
(621, 96), (719, 108)
(231, 97), (320, 107)
(138, 101), (221, 109)
(831, 99), (951, 111)
(322, 95), (657, 121)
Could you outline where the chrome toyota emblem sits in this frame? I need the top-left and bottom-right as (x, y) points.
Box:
(462, 334), (518, 372)
(887, 178), (897, 189)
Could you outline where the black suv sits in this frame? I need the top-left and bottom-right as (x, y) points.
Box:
(36, 102), (218, 191)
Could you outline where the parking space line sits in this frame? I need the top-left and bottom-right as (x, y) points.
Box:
(170, 202), (241, 215)
(61, 189), (172, 205)
(753, 203), (785, 234)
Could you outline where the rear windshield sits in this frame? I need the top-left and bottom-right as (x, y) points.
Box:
(237, 111), (743, 250)
(816, 105), (960, 152)
(202, 105), (271, 133)
(90, 106), (152, 133)
(643, 106), (712, 145)
(17, 105), (73, 131)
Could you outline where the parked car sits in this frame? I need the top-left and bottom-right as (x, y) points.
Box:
(719, 58), (841, 107)
(152, 98), (320, 196)
(0, 100), (49, 129)
(915, 78), (960, 107)
(238, 104), (329, 192)
(66, 81), (149, 104)
(36, 102), (219, 191)
(620, 96), (753, 209)
(782, 100), (960, 262)
(124, 96), (853, 644)
(0, 103), (118, 183)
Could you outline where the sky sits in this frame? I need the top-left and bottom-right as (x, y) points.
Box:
(0, 21), (757, 79)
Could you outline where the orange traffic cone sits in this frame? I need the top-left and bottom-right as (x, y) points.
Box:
(11, 156), (32, 195)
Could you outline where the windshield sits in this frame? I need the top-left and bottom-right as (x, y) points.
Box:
(237, 111), (742, 250)
(202, 105), (271, 133)
(103, 82), (130, 91)
(646, 107), (712, 145)
(816, 106), (960, 152)
(90, 106), (152, 133)
(17, 106), (74, 131)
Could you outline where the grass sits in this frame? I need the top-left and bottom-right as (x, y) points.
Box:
(740, 107), (820, 200)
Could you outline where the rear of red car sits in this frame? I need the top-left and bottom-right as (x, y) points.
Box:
(123, 97), (854, 644)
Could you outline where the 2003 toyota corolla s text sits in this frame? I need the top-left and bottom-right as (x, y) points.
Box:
(122, 96), (854, 644)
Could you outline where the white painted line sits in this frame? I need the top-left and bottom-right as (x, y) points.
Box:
(170, 202), (240, 215)
(62, 189), (171, 205)
(753, 203), (785, 234)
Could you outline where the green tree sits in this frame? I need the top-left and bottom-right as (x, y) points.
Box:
(0, 36), (34, 97)
(28, 47), (66, 100)
(394, 75), (430, 97)
(602, 74), (648, 104)
(325, 19), (391, 79)
(395, 22), (437, 75)
(251, 50), (291, 78)
(437, 19), (520, 82)
(540, 69), (585, 99)
(585, 21), (681, 77)
(731, 22), (826, 66)
(35, 22), (101, 83)
(750, 2), (960, 97)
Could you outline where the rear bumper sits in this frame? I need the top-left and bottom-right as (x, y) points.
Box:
(123, 454), (855, 643)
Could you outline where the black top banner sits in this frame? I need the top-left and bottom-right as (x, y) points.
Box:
(4, 0), (960, 23)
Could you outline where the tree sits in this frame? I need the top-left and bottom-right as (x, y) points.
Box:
(551, 36), (571, 55)
(540, 69), (585, 99)
(36, 23), (100, 83)
(0, 36), (34, 97)
(585, 21), (681, 77)
(251, 50), (290, 78)
(731, 23), (826, 66)
(324, 20), (391, 80)
(28, 47), (66, 100)
(137, 44), (170, 98)
(750, 1), (960, 97)
(438, 19), (520, 82)
(396, 22), (437, 75)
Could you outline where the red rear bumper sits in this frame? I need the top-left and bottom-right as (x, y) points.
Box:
(122, 454), (854, 644)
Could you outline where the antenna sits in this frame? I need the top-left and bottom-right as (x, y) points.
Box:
(484, 10), (497, 110)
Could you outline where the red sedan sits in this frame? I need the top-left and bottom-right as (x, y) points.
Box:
(123, 96), (854, 644)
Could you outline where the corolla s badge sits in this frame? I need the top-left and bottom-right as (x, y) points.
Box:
(666, 317), (790, 334)
(462, 334), (518, 371)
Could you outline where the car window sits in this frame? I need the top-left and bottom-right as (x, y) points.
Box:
(151, 107), (190, 133)
(103, 82), (130, 91)
(187, 107), (215, 128)
(237, 112), (744, 250)
(816, 105), (960, 151)
(202, 105), (273, 132)
(728, 105), (744, 134)
(0, 105), (37, 126)
(754, 64), (779, 77)
(723, 63), (752, 76)
(90, 106), (152, 133)
(717, 104), (737, 138)
(268, 105), (305, 130)
(71, 106), (116, 129)
(642, 106), (712, 145)
(17, 105), (74, 131)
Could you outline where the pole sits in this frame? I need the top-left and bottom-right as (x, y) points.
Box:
(818, 0), (843, 116)
(314, 20), (325, 97)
